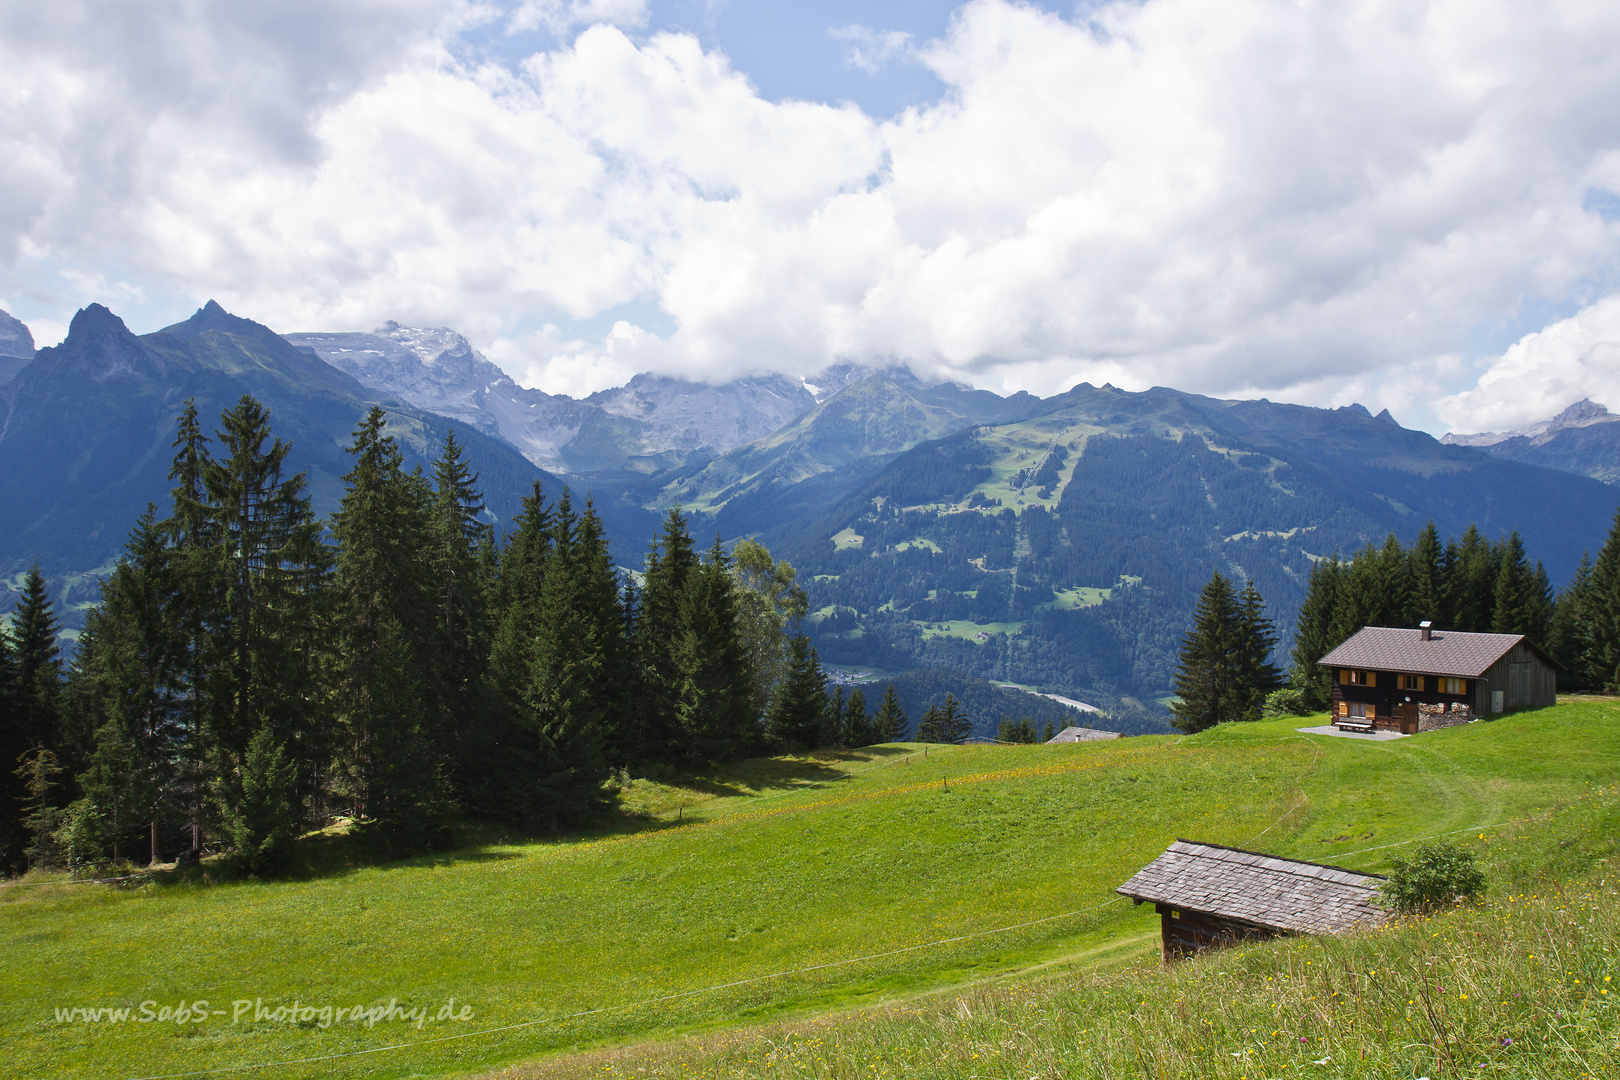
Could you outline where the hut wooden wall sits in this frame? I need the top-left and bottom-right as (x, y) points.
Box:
(1155, 903), (1277, 962)
(1476, 641), (1557, 713)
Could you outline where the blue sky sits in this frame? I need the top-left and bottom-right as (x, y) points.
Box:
(489, 1), (998, 116)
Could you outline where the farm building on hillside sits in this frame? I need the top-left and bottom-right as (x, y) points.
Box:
(1317, 625), (1558, 734)
(1116, 840), (1386, 963)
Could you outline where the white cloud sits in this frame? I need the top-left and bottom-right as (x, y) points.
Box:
(4, 0), (1620, 419)
(506, 0), (647, 36)
(1437, 293), (1620, 433)
(828, 25), (914, 75)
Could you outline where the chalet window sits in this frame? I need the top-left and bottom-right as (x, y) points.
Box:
(1349, 702), (1369, 719)
(1396, 674), (1425, 691)
(1343, 670), (1373, 686)
(1438, 677), (1466, 695)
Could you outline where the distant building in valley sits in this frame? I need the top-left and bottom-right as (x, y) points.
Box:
(1044, 725), (1120, 743)
(1318, 625), (1558, 734)
(1116, 840), (1386, 963)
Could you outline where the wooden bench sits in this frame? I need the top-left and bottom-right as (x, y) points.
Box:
(1334, 720), (1376, 734)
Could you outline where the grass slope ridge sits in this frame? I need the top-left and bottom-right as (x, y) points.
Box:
(3, 702), (1617, 1079)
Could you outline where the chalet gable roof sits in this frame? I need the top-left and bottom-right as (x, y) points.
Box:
(1115, 840), (1386, 936)
(1317, 626), (1557, 678)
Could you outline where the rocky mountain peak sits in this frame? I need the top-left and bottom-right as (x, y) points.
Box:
(0, 308), (34, 359)
(1551, 398), (1611, 428)
(40, 304), (167, 383)
(159, 300), (288, 350)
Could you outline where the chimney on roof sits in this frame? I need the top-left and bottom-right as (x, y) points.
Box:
(1420, 621), (1432, 641)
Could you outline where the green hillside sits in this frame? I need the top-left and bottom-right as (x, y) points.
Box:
(4, 702), (1617, 1079)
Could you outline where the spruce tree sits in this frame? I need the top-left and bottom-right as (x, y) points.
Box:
(1289, 554), (1342, 709)
(936, 694), (971, 744)
(671, 538), (755, 763)
(11, 565), (62, 754)
(764, 635), (827, 752)
(329, 406), (445, 850)
(913, 703), (944, 743)
(1409, 520), (1446, 627)
(1236, 579), (1283, 721)
(522, 490), (620, 825)
(1588, 510), (1620, 691)
(163, 399), (219, 852)
(1491, 532), (1534, 635)
(201, 395), (327, 828)
(632, 510), (698, 759)
(842, 686), (872, 748)
(0, 617), (27, 872)
(490, 481), (552, 700)
(1447, 526), (1497, 633)
(428, 430), (490, 770)
(1171, 570), (1243, 733)
(85, 508), (189, 865)
(825, 685), (848, 750)
(1548, 553), (1595, 690)
(872, 684), (908, 742)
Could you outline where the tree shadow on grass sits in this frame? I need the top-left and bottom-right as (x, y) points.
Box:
(140, 746), (927, 887)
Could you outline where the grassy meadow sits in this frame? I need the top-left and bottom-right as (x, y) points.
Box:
(3, 701), (1619, 1079)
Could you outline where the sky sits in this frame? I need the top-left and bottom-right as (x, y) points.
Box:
(3, 0), (1620, 435)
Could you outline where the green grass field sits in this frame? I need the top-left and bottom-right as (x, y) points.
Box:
(4, 702), (1619, 1079)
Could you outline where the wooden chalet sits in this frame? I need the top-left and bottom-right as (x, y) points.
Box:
(1116, 840), (1386, 962)
(1317, 625), (1558, 734)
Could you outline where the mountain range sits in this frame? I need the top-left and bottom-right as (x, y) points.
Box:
(1443, 398), (1620, 485)
(284, 324), (818, 477)
(3, 302), (1617, 724)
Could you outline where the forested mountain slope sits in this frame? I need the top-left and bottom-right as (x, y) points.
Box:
(761, 383), (1620, 713)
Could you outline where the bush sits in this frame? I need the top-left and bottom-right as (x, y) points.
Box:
(1262, 687), (1313, 717)
(1379, 840), (1486, 914)
(55, 799), (110, 869)
(224, 728), (300, 876)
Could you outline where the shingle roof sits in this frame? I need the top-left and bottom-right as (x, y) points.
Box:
(1317, 626), (1553, 678)
(1045, 725), (1121, 743)
(1115, 840), (1387, 935)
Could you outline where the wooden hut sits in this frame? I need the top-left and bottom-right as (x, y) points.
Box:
(1116, 840), (1386, 962)
(1317, 625), (1558, 734)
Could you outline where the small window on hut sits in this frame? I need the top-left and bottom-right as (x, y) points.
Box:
(1347, 670), (1372, 686)
(1397, 674), (1425, 691)
(1439, 677), (1466, 695)
(1349, 702), (1369, 719)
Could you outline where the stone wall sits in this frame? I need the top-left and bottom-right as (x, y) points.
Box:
(1418, 702), (1473, 732)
